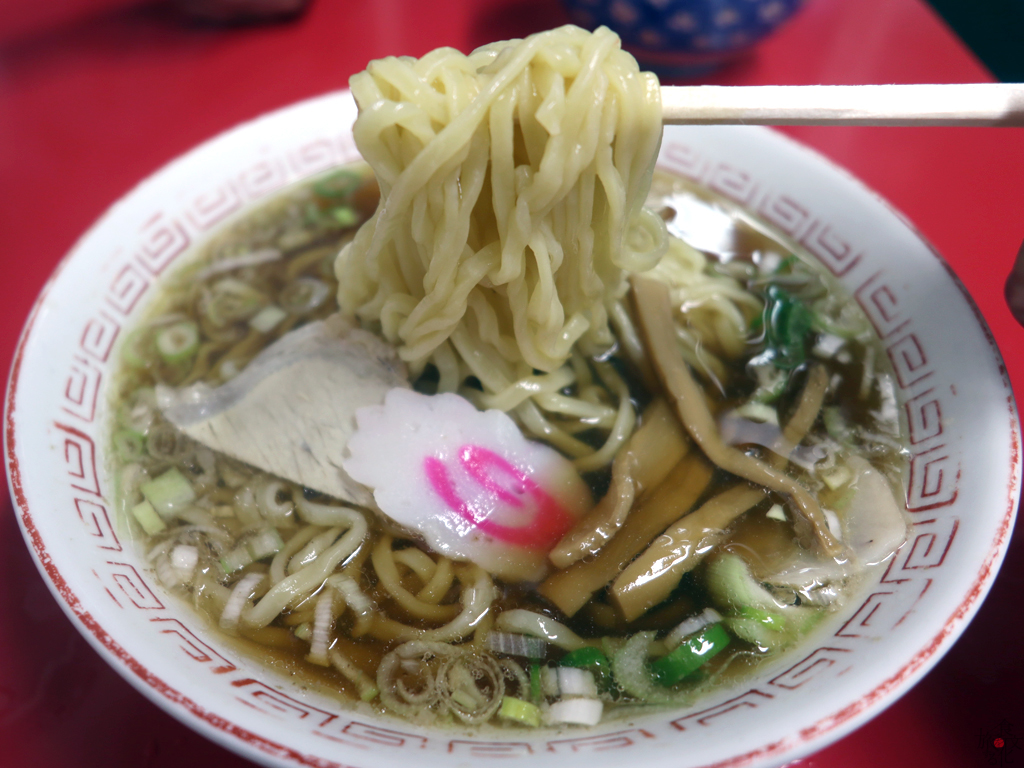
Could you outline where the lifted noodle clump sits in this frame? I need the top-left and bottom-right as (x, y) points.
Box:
(335, 24), (666, 380)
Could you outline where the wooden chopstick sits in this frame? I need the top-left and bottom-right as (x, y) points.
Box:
(661, 83), (1024, 126)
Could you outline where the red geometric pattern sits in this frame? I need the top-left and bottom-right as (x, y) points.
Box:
(238, 158), (289, 199)
(669, 690), (775, 731)
(660, 141), (865, 277)
(759, 194), (815, 242)
(660, 141), (709, 179)
(707, 163), (759, 206)
(769, 648), (853, 691)
(79, 312), (121, 363)
(136, 213), (191, 275)
(901, 518), (959, 569)
(186, 183), (244, 231)
(804, 223), (863, 277)
(546, 729), (655, 753)
(232, 679), (338, 727)
(149, 617), (237, 674)
(448, 741), (534, 758)
(907, 444), (959, 511)
(905, 388), (944, 444)
(854, 272), (908, 337)
(106, 263), (150, 315)
(53, 422), (101, 496)
(834, 592), (896, 639)
(290, 139), (341, 177)
(332, 720), (428, 749)
(62, 356), (103, 422)
(74, 498), (121, 552)
(886, 333), (933, 389)
(104, 561), (166, 610)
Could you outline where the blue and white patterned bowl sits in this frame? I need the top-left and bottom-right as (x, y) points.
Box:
(562, 0), (805, 77)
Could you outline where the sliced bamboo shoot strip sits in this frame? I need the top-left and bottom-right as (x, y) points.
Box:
(661, 83), (1024, 127)
(537, 452), (713, 617)
(629, 275), (843, 558)
(549, 398), (690, 569)
(611, 363), (831, 621)
(612, 484), (768, 622)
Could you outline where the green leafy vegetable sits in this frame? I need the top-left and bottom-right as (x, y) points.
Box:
(761, 284), (816, 370)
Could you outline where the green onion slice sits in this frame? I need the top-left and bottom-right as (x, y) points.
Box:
(313, 170), (363, 199)
(559, 646), (613, 692)
(113, 429), (146, 462)
(649, 623), (730, 687)
(498, 696), (542, 727)
(155, 321), (199, 364)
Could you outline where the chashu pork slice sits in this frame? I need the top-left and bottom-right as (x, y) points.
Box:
(158, 318), (409, 505)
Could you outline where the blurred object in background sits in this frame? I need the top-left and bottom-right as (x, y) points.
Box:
(0, 0), (142, 44)
(1005, 239), (1024, 327)
(561, 0), (804, 78)
(0, 0), (312, 45)
(926, 0), (1024, 81)
(172, 0), (313, 24)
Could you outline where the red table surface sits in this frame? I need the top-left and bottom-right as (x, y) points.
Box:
(1, 0), (1022, 765)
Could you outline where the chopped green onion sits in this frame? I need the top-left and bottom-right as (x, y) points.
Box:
(821, 464), (853, 490)
(611, 632), (695, 705)
(823, 406), (854, 444)
(664, 608), (723, 650)
(246, 528), (284, 560)
(812, 333), (846, 359)
(450, 688), (480, 710)
(734, 401), (779, 424)
(723, 611), (819, 652)
(313, 169), (363, 199)
(559, 646), (613, 692)
(706, 552), (781, 613)
(737, 606), (787, 631)
(277, 227), (315, 251)
(649, 623), (730, 686)
(529, 663), (542, 702)
(329, 206), (359, 227)
(329, 649), (379, 702)
(830, 486), (857, 513)
(486, 631), (546, 658)
(293, 622), (312, 641)
(220, 545), (254, 575)
(539, 665), (560, 697)
(113, 429), (146, 462)
(498, 696), (542, 727)
(547, 698), (603, 726)
(171, 544), (199, 575)
(131, 499), (166, 535)
(140, 467), (196, 517)
(765, 503), (787, 522)
(120, 328), (155, 369)
(154, 321), (199, 364)
(279, 277), (329, 314)
(557, 667), (598, 697)
(248, 304), (288, 333)
(203, 278), (267, 327)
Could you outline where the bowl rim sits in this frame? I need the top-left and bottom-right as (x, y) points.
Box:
(5, 88), (1021, 768)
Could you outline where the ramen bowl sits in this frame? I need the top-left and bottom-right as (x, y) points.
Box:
(5, 90), (1019, 768)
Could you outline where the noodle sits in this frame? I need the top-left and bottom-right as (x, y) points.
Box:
(336, 24), (665, 465)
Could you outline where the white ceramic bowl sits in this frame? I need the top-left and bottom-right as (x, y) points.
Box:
(5, 91), (1020, 768)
